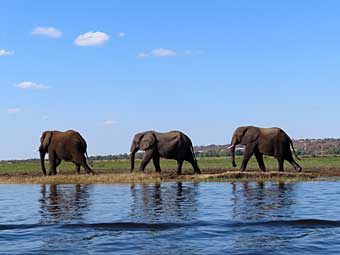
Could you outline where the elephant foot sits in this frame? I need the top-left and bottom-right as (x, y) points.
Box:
(194, 170), (201, 175)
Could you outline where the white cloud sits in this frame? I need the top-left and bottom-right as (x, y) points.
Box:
(138, 48), (203, 58)
(74, 31), (110, 46)
(103, 120), (119, 125)
(7, 108), (21, 114)
(0, 49), (14, 56)
(152, 48), (177, 57)
(15, 81), (49, 90)
(32, 27), (62, 38)
(117, 32), (126, 38)
(137, 52), (149, 58)
(138, 48), (177, 58)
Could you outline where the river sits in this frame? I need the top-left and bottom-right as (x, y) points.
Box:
(0, 181), (339, 254)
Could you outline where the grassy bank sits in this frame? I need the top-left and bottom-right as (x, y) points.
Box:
(1, 156), (340, 184)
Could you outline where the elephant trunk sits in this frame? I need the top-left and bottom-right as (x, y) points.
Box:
(130, 144), (138, 173)
(40, 150), (47, 176)
(228, 135), (238, 167)
(230, 145), (237, 167)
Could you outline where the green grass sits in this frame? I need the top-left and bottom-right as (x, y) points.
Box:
(1, 156), (340, 174)
(1, 156), (340, 183)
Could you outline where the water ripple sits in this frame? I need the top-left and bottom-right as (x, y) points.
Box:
(1, 182), (340, 255)
(1, 219), (340, 232)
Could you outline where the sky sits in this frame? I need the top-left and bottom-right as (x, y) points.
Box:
(1, 1), (340, 159)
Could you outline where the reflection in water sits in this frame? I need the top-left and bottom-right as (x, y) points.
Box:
(230, 182), (297, 251)
(39, 184), (91, 224)
(129, 182), (199, 222)
(1, 182), (340, 254)
(231, 182), (296, 221)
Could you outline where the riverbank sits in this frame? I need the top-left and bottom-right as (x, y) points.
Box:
(1, 156), (340, 183)
(0, 170), (335, 184)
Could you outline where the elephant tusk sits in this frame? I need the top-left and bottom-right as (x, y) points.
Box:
(227, 145), (234, 150)
(35, 148), (40, 152)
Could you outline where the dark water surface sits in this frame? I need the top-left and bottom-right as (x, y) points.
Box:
(0, 181), (340, 254)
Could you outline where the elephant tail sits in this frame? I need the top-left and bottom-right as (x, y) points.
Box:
(290, 140), (301, 160)
(79, 135), (90, 160)
(190, 144), (198, 162)
(85, 150), (94, 167)
(85, 151), (89, 160)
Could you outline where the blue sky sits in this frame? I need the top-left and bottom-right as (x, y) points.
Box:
(1, 1), (340, 159)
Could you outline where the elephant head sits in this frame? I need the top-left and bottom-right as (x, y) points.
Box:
(130, 132), (156, 172)
(39, 131), (53, 175)
(228, 126), (259, 167)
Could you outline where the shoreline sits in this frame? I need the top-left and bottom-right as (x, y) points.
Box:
(0, 168), (339, 184)
(1, 157), (340, 184)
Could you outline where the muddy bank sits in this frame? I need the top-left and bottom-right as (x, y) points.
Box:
(0, 168), (339, 184)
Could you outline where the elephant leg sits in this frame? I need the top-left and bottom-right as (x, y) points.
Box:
(48, 153), (57, 176)
(83, 160), (95, 175)
(240, 143), (255, 171)
(254, 150), (266, 172)
(152, 155), (161, 173)
(188, 158), (201, 174)
(55, 158), (62, 174)
(139, 150), (153, 172)
(75, 163), (81, 174)
(285, 153), (302, 172)
(278, 158), (284, 172)
(55, 158), (61, 167)
(75, 155), (95, 175)
(176, 160), (184, 175)
(186, 151), (201, 174)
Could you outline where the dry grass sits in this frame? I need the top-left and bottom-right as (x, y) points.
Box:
(1, 156), (340, 184)
(0, 169), (337, 184)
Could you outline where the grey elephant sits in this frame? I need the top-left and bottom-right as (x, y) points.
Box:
(130, 130), (201, 175)
(228, 126), (302, 172)
(38, 130), (95, 176)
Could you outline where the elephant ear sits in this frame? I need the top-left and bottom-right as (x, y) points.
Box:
(140, 133), (156, 150)
(240, 126), (259, 144)
(42, 131), (53, 150)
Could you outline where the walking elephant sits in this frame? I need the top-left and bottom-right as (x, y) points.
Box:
(38, 130), (95, 176)
(130, 130), (201, 175)
(228, 126), (302, 172)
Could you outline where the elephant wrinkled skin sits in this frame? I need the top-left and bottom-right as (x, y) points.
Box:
(38, 130), (95, 176)
(130, 130), (201, 175)
(228, 126), (302, 172)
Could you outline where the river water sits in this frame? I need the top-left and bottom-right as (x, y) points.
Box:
(0, 181), (339, 254)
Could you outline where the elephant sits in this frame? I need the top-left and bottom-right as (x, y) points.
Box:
(38, 130), (95, 176)
(130, 130), (201, 175)
(228, 126), (302, 172)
